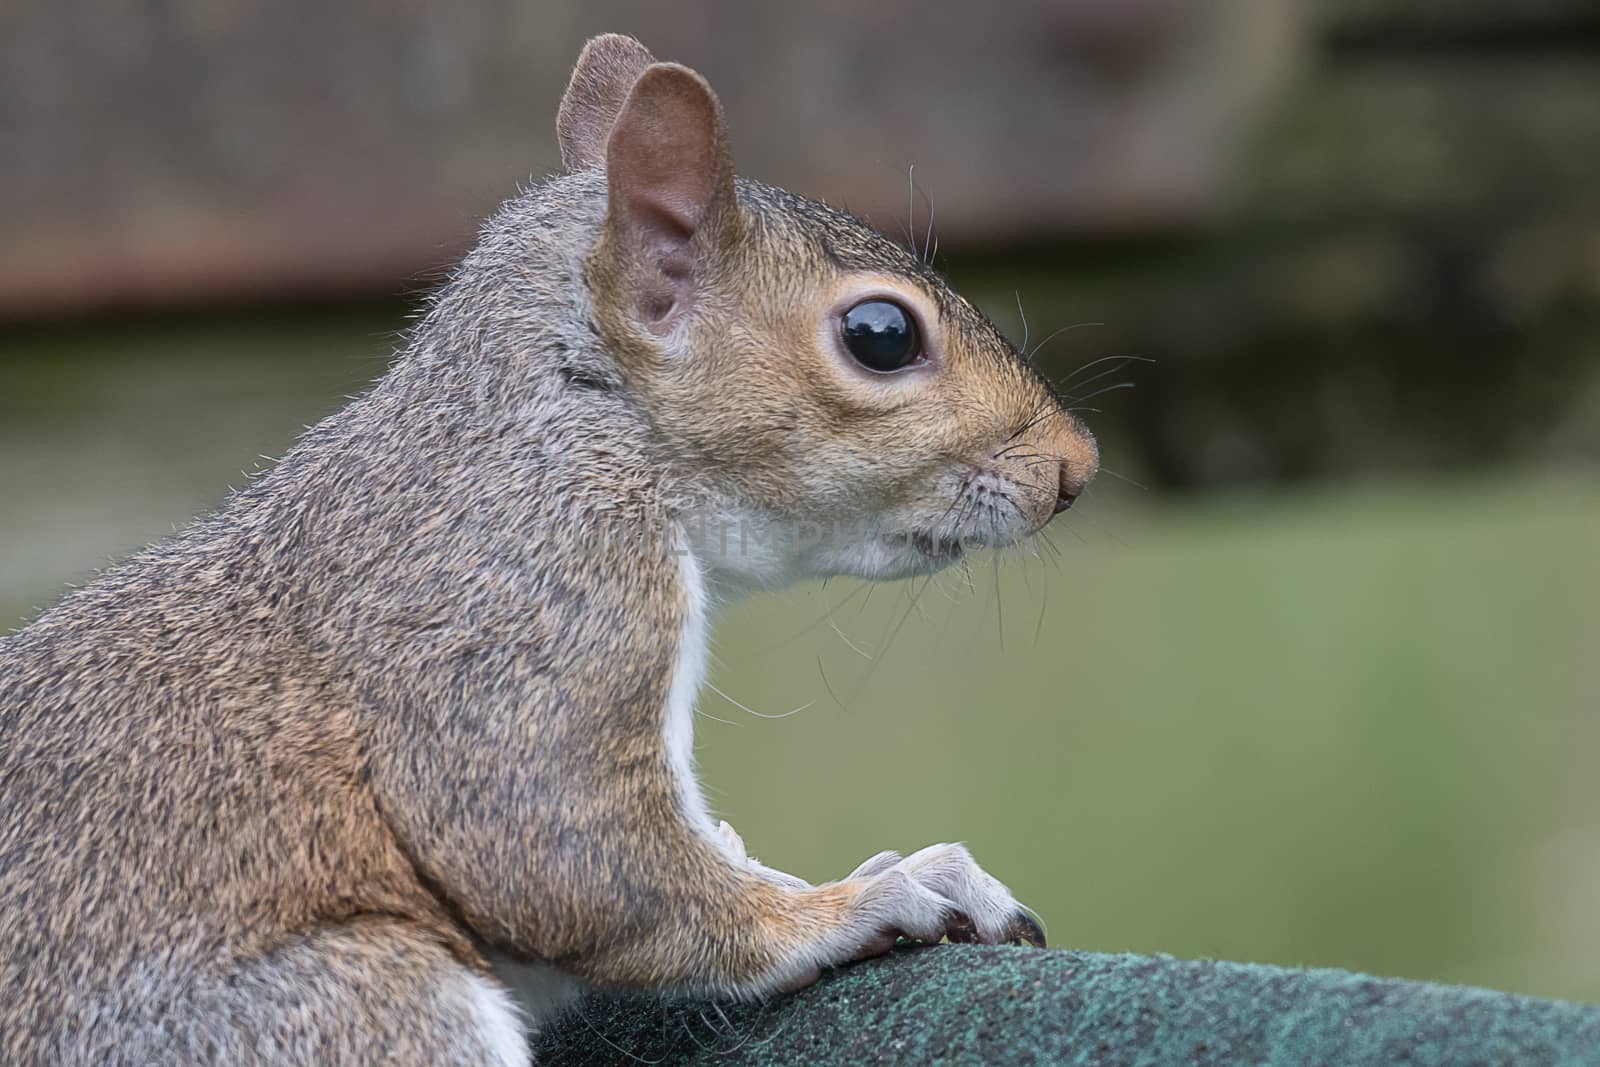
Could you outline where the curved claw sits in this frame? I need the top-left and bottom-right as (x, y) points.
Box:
(944, 909), (979, 944)
(1007, 910), (1047, 948)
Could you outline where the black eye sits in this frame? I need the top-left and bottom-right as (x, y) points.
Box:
(840, 299), (922, 372)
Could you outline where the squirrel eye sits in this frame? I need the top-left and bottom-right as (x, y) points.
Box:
(840, 299), (922, 372)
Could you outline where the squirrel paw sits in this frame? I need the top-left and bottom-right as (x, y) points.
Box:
(844, 842), (1044, 952)
(772, 843), (1044, 994)
(886, 842), (1046, 949)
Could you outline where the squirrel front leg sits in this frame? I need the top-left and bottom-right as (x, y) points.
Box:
(362, 676), (1041, 999)
(577, 818), (1045, 998)
(346, 523), (1042, 998)
(712, 819), (1046, 961)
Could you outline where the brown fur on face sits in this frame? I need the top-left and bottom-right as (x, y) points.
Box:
(592, 175), (1098, 583)
(577, 38), (1095, 587)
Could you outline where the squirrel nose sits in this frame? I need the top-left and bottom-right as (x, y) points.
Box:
(1055, 463), (1085, 514)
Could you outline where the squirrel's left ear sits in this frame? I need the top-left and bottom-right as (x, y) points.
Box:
(557, 34), (656, 170)
(595, 62), (739, 334)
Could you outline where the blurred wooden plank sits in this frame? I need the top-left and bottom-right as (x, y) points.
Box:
(0, 0), (1298, 317)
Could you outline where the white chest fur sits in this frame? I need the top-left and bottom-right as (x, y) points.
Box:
(664, 540), (716, 835)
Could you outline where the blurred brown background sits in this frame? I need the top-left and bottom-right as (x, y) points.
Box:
(3, 1), (1293, 309)
(3, 0), (1599, 1002)
(7, 1), (1598, 486)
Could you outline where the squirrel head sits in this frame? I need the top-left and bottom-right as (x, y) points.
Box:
(560, 35), (1098, 590)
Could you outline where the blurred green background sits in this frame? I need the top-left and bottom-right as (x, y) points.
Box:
(4, 0), (1599, 1004)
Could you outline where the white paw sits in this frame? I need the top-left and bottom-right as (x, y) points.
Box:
(892, 843), (1044, 946)
(766, 865), (953, 992)
(835, 843), (1043, 961)
(848, 866), (960, 946)
(755, 843), (1044, 997)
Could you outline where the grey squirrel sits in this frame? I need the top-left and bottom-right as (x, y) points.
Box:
(0, 34), (1098, 1065)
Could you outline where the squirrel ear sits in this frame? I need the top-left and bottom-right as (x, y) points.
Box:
(557, 34), (656, 170)
(599, 62), (738, 332)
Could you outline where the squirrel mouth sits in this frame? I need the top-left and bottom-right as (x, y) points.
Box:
(908, 530), (964, 562)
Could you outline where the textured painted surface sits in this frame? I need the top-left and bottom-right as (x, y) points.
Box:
(536, 944), (1600, 1065)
